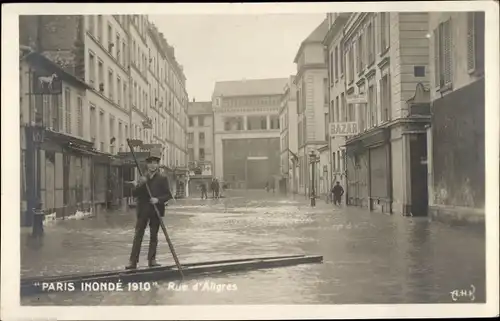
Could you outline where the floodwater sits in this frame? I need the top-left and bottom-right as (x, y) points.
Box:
(21, 190), (485, 305)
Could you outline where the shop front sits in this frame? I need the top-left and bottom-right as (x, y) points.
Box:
(345, 128), (391, 212)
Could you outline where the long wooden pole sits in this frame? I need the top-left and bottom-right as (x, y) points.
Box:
(127, 139), (184, 278)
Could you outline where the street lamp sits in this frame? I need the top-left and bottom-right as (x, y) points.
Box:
(31, 121), (45, 238)
(323, 165), (329, 204)
(309, 150), (317, 207)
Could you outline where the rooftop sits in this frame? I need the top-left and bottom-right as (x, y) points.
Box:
(213, 77), (289, 98)
(294, 18), (329, 63)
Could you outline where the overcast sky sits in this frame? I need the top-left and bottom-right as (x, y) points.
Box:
(150, 14), (326, 102)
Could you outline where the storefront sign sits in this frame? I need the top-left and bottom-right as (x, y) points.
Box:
(329, 122), (359, 137)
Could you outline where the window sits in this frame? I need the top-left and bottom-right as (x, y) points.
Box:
(117, 77), (121, 106)
(199, 148), (205, 161)
(109, 116), (115, 154)
(118, 122), (123, 152)
(434, 19), (452, 88)
(122, 41), (126, 66)
(97, 15), (103, 42)
(64, 88), (71, 134)
(357, 33), (364, 72)
(116, 33), (121, 62)
(199, 132), (205, 144)
(188, 132), (194, 143)
(323, 78), (328, 105)
(107, 23), (113, 53)
(347, 44), (355, 83)
(99, 110), (105, 151)
(123, 82), (127, 107)
(367, 22), (375, 64)
(90, 105), (96, 143)
(341, 93), (346, 122)
(379, 13), (390, 52)
(334, 46), (339, 80)
(51, 94), (60, 131)
(329, 51), (334, 84)
(368, 84), (377, 127)
(132, 41), (136, 64)
(329, 99), (334, 122)
(467, 12), (485, 74)
(77, 96), (83, 137)
(98, 59), (104, 90)
(270, 115), (279, 129)
(380, 74), (391, 122)
(88, 51), (96, 87)
(340, 43), (345, 75)
(335, 96), (340, 123)
(108, 69), (114, 101)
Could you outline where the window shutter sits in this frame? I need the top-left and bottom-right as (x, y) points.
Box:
(443, 19), (452, 85)
(433, 28), (440, 86)
(467, 12), (475, 71)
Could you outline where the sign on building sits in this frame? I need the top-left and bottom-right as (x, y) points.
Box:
(346, 94), (367, 104)
(329, 122), (359, 137)
(32, 71), (62, 95)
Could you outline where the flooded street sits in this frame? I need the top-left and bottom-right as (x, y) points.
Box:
(21, 190), (485, 305)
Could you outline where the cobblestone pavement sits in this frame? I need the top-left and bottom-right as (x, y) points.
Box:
(21, 190), (485, 305)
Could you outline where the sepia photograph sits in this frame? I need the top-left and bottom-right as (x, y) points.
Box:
(2, 1), (499, 320)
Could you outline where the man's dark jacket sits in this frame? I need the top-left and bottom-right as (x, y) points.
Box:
(133, 173), (173, 217)
(332, 185), (344, 196)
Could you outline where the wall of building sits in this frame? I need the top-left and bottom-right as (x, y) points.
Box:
(427, 12), (485, 216)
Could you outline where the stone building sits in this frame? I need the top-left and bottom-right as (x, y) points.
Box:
(279, 76), (298, 194)
(212, 78), (287, 189)
(19, 15), (189, 224)
(293, 18), (329, 196)
(323, 12), (351, 203)
(187, 100), (214, 196)
(340, 12), (432, 215)
(427, 12), (485, 223)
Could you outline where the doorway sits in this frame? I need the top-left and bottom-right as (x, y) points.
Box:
(410, 134), (428, 216)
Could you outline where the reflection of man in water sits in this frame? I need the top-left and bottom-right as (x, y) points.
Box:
(331, 182), (344, 206)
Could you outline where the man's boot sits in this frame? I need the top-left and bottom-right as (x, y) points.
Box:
(125, 261), (137, 270)
(148, 259), (161, 268)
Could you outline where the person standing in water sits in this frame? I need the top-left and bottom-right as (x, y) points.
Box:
(331, 181), (344, 206)
(126, 148), (173, 270)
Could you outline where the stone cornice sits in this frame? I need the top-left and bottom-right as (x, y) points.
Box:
(377, 56), (390, 70)
(356, 77), (366, 88)
(213, 106), (280, 114)
(365, 66), (376, 79)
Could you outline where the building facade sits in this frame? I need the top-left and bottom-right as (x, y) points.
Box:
(279, 76), (298, 194)
(19, 45), (95, 225)
(19, 14), (189, 225)
(324, 13), (351, 203)
(212, 78), (287, 189)
(293, 19), (329, 196)
(187, 100), (214, 196)
(187, 101), (214, 175)
(340, 12), (432, 215)
(427, 12), (485, 221)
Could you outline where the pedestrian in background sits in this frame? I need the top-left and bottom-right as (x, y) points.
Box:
(331, 181), (344, 206)
(200, 182), (208, 200)
(126, 149), (173, 270)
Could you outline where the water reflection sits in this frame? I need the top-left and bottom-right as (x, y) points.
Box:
(21, 191), (485, 305)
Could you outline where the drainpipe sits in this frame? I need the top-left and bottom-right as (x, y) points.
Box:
(342, 22), (350, 206)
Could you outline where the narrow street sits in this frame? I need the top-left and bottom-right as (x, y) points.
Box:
(21, 190), (485, 305)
